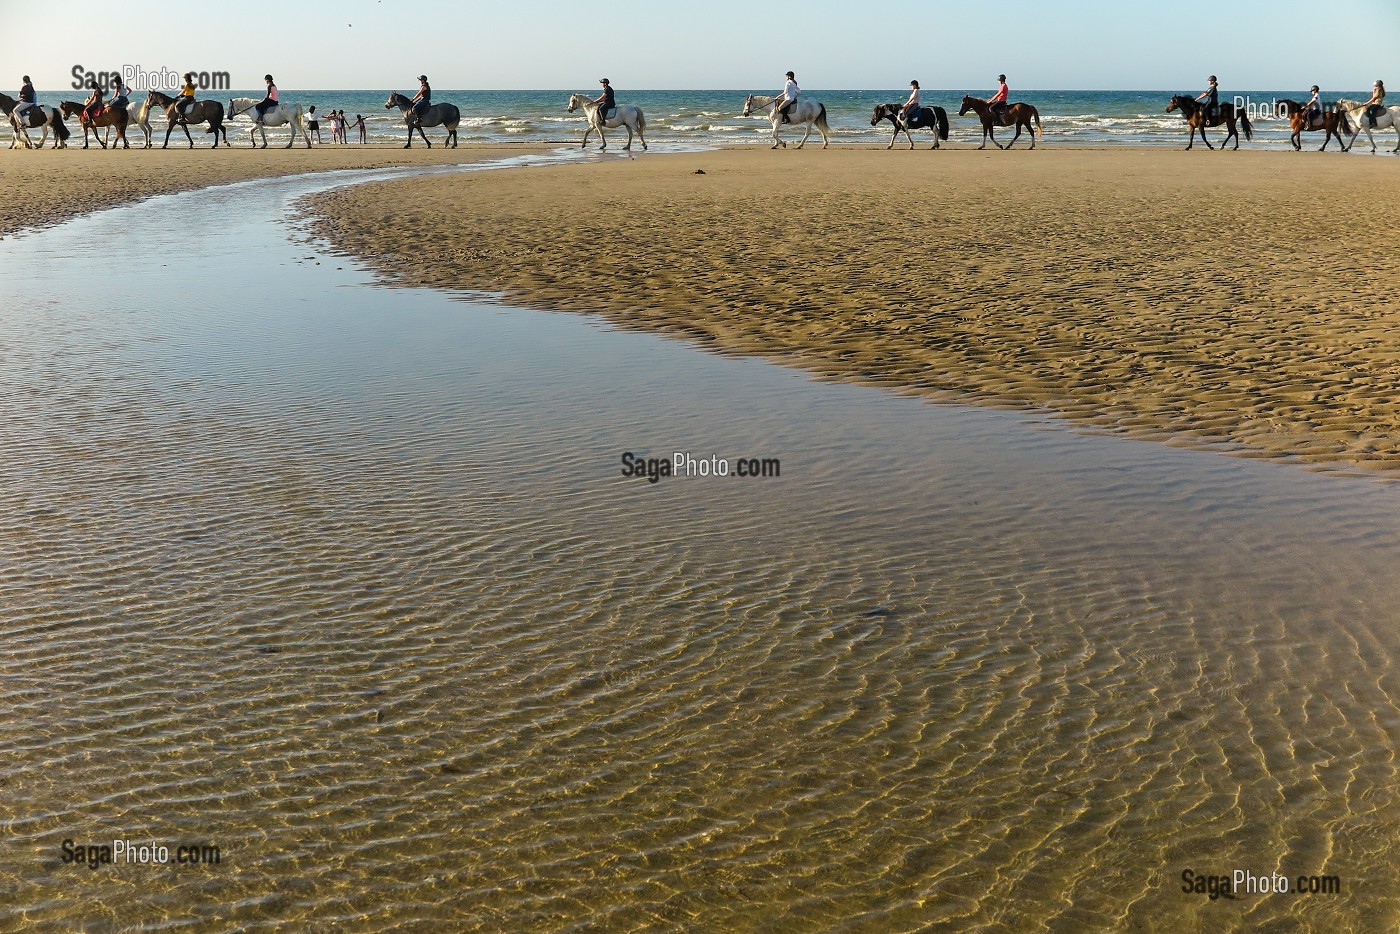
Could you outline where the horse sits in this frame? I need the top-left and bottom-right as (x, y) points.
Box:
(742, 94), (831, 149)
(146, 90), (228, 148)
(1334, 98), (1400, 154)
(227, 97), (310, 149)
(1164, 95), (1253, 150)
(565, 93), (647, 151)
(0, 93), (70, 149)
(1274, 99), (1350, 152)
(59, 100), (130, 149)
(871, 103), (949, 149)
(957, 96), (1040, 150)
(384, 92), (460, 148)
(103, 97), (154, 149)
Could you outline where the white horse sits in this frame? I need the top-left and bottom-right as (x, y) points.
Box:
(1335, 98), (1400, 153)
(742, 94), (831, 149)
(102, 97), (155, 149)
(566, 93), (647, 151)
(1, 95), (69, 149)
(227, 97), (309, 148)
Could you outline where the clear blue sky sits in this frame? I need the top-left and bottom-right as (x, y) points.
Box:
(4, 0), (1396, 90)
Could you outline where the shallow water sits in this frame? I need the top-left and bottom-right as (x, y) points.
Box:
(2, 153), (1400, 931)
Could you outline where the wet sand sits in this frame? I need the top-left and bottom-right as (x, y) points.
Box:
(0, 144), (545, 239)
(308, 147), (1400, 473)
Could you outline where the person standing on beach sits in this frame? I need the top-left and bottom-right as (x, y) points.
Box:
(307, 105), (321, 144)
(409, 75), (431, 125)
(901, 80), (921, 126)
(989, 74), (1009, 120)
(14, 75), (38, 123)
(1194, 75), (1219, 120)
(777, 71), (799, 124)
(253, 74), (279, 124)
(353, 113), (366, 143)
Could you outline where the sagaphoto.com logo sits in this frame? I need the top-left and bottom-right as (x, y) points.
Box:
(71, 65), (231, 93)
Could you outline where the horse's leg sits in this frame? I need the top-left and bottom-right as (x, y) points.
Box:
(771, 117), (783, 150)
(403, 121), (413, 148)
(418, 123), (431, 148)
(1006, 123), (1022, 149)
(597, 124), (606, 150)
(1199, 124), (1213, 150)
(162, 120), (174, 148)
(622, 122), (632, 151)
(989, 124), (1003, 150)
(1228, 118), (1238, 150)
(797, 119), (812, 149)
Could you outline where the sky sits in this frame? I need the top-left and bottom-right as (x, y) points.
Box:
(2, 0), (1396, 91)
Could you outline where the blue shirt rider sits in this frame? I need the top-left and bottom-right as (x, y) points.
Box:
(16, 75), (36, 122)
(592, 78), (615, 121)
(410, 76), (431, 122)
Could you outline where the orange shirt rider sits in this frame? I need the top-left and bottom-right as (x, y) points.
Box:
(990, 75), (1009, 119)
(176, 73), (197, 117)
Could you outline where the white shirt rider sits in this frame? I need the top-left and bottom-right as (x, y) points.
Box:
(782, 78), (799, 104)
(902, 83), (921, 124)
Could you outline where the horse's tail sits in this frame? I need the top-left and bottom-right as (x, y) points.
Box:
(1239, 108), (1253, 141)
(52, 110), (70, 142)
(1034, 107), (1042, 138)
(816, 103), (829, 130)
(935, 106), (949, 140)
(636, 109), (646, 133)
(1338, 106), (1351, 135)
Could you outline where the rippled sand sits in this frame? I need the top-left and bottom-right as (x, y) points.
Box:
(311, 148), (1400, 474)
(4, 166), (1400, 931)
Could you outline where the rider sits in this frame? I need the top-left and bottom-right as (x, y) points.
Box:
(989, 74), (1009, 120)
(175, 71), (197, 119)
(592, 78), (616, 122)
(777, 71), (799, 124)
(110, 72), (130, 111)
(83, 80), (105, 123)
(253, 74), (279, 123)
(1302, 84), (1321, 128)
(1362, 79), (1386, 127)
(1195, 75), (1219, 120)
(900, 80), (921, 126)
(409, 75), (431, 124)
(15, 75), (37, 123)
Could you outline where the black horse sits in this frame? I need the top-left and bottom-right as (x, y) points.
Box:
(1165, 95), (1253, 151)
(871, 103), (950, 149)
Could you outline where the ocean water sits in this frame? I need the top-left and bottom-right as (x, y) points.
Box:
(38, 88), (1381, 148)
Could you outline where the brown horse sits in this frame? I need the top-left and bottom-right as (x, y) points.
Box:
(1275, 99), (1351, 152)
(1165, 95), (1253, 150)
(957, 95), (1041, 150)
(0, 92), (70, 149)
(59, 100), (130, 149)
(146, 90), (228, 149)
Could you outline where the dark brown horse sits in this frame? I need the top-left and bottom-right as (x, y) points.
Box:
(146, 90), (228, 149)
(1165, 95), (1253, 150)
(871, 103), (950, 149)
(957, 95), (1040, 150)
(1275, 99), (1350, 152)
(0, 92), (70, 149)
(59, 100), (130, 149)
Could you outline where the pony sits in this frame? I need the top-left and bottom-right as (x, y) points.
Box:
(1274, 99), (1350, 152)
(957, 96), (1041, 150)
(227, 97), (310, 148)
(1334, 98), (1400, 154)
(384, 92), (460, 148)
(871, 103), (949, 149)
(146, 90), (228, 148)
(742, 94), (831, 149)
(104, 97), (155, 149)
(565, 93), (647, 151)
(0, 93), (70, 149)
(1164, 95), (1253, 151)
(59, 100), (130, 149)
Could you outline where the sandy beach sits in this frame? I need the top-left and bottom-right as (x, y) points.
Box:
(302, 147), (1400, 473)
(0, 144), (545, 239)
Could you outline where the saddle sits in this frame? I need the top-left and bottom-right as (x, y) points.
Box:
(991, 104), (1015, 126)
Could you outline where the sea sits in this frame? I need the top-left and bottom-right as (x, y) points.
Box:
(39, 88), (1379, 148)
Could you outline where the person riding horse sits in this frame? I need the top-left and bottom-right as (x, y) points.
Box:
(409, 75), (431, 126)
(175, 72), (197, 119)
(989, 75), (1009, 121)
(1195, 75), (1219, 121)
(14, 75), (37, 124)
(82, 81), (105, 123)
(774, 71), (800, 124)
(110, 74), (130, 111)
(592, 78), (616, 123)
(1362, 80), (1386, 127)
(1301, 85), (1321, 129)
(901, 80), (921, 127)
(253, 74), (279, 124)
